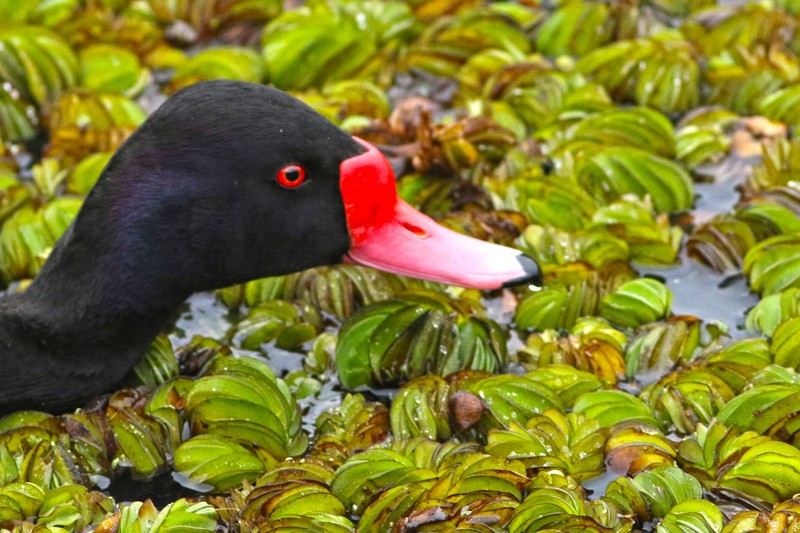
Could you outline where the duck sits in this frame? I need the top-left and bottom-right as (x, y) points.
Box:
(0, 80), (541, 413)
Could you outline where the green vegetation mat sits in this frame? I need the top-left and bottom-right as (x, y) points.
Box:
(3, 0), (800, 530)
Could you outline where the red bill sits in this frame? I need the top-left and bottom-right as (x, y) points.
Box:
(339, 138), (541, 290)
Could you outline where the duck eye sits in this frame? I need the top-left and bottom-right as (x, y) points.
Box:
(277, 165), (306, 188)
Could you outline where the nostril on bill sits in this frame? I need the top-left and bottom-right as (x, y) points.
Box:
(402, 222), (427, 237)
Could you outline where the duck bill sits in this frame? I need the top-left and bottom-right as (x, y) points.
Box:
(339, 138), (542, 290)
(344, 198), (542, 289)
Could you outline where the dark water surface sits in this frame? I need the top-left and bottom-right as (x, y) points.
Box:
(642, 158), (759, 339)
(106, 471), (197, 508)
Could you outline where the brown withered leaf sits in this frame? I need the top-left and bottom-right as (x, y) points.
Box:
(448, 390), (488, 432)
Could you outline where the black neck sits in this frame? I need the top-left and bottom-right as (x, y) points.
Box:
(21, 225), (189, 348)
(0, 172), (196, 412)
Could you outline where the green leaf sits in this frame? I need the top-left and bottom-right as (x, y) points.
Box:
(600, 278), (672, 328)
(174, 434), (267, 492)
(573, 390), (658, 429)
(632, 467), (702, 518)
(80, 44), (149, 96)
(579, 147), (694, 214)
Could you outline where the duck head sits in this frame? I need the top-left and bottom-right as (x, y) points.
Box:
(58, 80), (540, 299)
(1, 80), (542, 412)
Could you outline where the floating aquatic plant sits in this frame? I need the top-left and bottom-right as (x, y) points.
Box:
(146, 0), (282, 37)
(629, 467), (703, 519)
(704, 45), (797, 115)
(96, 498), (217, 533)
(605, 420), (677, 476)
(487, 67), (613, 136)
(454, 372), (564, 438)
(66, 151), (113, 195)
(524, 364), (605, 408)
(0, 174), (30, 225)
(390, 375), (451, 440)
(0, 25), (78, 107)
(125, 335), (178, 388)
(79, 43), (149, 96)
(1, 483), (114, 531)
(573, 390), (658, 429)
(508, 479), (610, 532)
(7, 0), (800, 527)
(745, 287), (800, 336)
(744, 231), (800, 296)
(591, 196), (684, 264)
(227, 299), (321, 352)
(171, 355), (306, 491)
(485, 409), (607, 481)
(106, 389), (173, 479)
(0, 0), (78, 27)
(310, 393), (390, 468)
(600, 277), (672, 329)
(716, 379), (800, 445)
(687, 4), (797, 58)
(238, 462), (347, 525)
(46, 90), (146, 162)
(520, 224), (631, 268)
(659, 499), (724, 533)
(335, 291), (504, 389)
(624, 316), (720, 380)
(505, 175), (599, 232)
(286, 265), (416, 319)
(695, 338), (773, 393)
(332, 438), (529, 529)
(0, 198), (81, 281)
(745, 138), (800, 195)
(403, 6), (530, 78)
(694, 197), (800, 263)
(578, 147), (694, 215)
(0, 87), (38, 142)
(577, 32), (700, 114)
(514, 261), (636, 331)
(675, 107), (737, 169)
(676, 420), (800, 506)
(517, 323), (627, 384)
(641, 369), (735, 435)
(263, 0), (418, 90)
(219, 264), (415, 320)
(534, 2), (615, 57)
(771, 316), (800, 370)
(724, 499), (800, 532)
(561, 106), (676, 158)
(167, 46), (265, 94)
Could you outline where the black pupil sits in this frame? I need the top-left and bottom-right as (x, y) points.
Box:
(284, 168), (301, 182)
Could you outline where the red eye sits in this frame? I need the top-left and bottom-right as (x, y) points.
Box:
(277, 165), (306, 188)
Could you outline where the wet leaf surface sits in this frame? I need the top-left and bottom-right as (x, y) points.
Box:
(6, 0), (800, 530)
